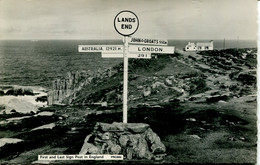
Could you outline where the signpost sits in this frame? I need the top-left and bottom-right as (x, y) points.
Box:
(78, 10), (174, 124)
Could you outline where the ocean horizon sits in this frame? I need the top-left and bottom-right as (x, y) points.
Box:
(0, 39), (256, 88)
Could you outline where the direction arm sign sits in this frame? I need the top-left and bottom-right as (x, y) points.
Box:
(129, 45), (174, 54)
(128, 37), (168, 45)
(78, 45), (123, 53)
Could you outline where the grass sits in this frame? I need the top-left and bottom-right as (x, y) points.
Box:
(0, 98), (256, 164)
(72, 54), (179, 104)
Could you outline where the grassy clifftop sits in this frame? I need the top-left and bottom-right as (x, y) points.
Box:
(0, 48), (257, 164)
(69, 48), (256, 108)
(70, 52), (202, 105)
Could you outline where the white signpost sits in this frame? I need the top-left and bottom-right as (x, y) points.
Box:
(114, 10), (140, 123)
(78, 10), (174, 124)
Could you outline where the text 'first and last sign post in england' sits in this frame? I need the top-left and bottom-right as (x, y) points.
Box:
(78, 10), (175, 124)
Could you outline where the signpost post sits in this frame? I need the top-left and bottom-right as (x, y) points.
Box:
(114, 10), (139, 123)
(123, 36), (129, 123)
(78, 10), (174, 124)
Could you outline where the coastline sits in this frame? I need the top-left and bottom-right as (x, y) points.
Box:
(0, 85), (48, 114)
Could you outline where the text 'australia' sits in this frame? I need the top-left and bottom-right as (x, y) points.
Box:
(81, 47), (103, 51)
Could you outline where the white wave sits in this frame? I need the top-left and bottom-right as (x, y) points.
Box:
(0, 85), (48, 114)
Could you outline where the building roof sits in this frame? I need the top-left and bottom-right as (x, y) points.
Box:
(196, 42), (213, 47)
(186, 42), (196, 46)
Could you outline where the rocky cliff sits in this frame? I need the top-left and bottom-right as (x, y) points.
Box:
(47, 68), (117, 105)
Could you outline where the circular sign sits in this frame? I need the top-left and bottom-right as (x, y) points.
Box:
(114, 10), (139, 36)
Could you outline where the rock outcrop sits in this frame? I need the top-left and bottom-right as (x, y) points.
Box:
(79, 122), (166, 160)
(5, 87), (34, 96)
(47, 68), (117, 105)
(47, 71), (83, 105)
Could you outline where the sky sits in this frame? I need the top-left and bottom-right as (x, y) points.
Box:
(0, 0), (257, 40)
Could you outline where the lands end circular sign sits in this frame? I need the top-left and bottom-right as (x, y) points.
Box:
(114, 10), (139, 36)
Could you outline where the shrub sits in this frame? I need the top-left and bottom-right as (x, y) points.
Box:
(189, 77), (209, 95)
(237, 73), (256, 85)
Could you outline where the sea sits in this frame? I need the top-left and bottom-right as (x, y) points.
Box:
(0, 39), (256, 89)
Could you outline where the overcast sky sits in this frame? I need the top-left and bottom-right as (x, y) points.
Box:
(0, 0), (257, 40)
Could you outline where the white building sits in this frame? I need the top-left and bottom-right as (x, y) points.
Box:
(185, 40), (213, 51)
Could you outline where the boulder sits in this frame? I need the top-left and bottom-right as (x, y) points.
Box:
(0, 90), (4, 96)
(119, 135), (129, 147)
(130, 134), (153, 159)
(95, 122), (125, 132)
(10, 109), (17, 113)
(79, 142), (100, 154)
(80, 122), (166, 160)
(165, 78), (173, 86)
(35, 96), (47, 102)
(23, 88), (34, 95)
(145, 128), (166, 154)
(126, 123), (150, 133)
(101, 132), (112, 140)
(95, 122), (150, 134)
(126, 148), (133, 159)
(110, 144), (121, 154)
(143, 87), (152, 97)
(5, 89), (14, 95)
(5, 88), (34, 96)
(14, 88), (23, 96)
(151, 82), (167, 89)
